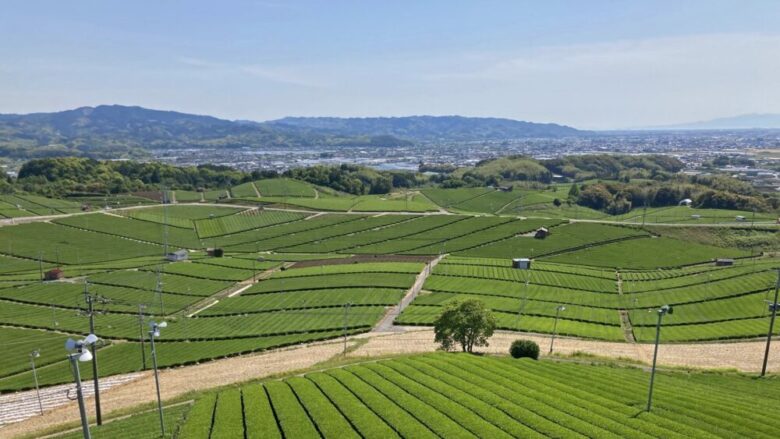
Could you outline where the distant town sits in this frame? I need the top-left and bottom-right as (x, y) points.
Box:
(145, 129), (780, 192)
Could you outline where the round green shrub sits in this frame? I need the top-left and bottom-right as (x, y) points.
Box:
(509, 339), (540, 359)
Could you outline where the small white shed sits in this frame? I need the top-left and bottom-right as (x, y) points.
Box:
(166, 249), (189, 262)
(512, 258), (531, 269)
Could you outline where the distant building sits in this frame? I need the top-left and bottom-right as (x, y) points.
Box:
(735, 215), (746, 222)
(534, 227), (550, 239)
(679, 198), (693, 206)
(715, 258), (735, 266)
(44, 268), (64, 281)
(166, 249), (189, 262)
(512, 258), (531, 269)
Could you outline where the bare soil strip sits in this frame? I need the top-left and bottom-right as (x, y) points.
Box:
(352, 328), (780, 373)
(289, 254), (435, 269)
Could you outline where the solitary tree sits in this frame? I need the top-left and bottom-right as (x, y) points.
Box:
(434, 299), (497, 353)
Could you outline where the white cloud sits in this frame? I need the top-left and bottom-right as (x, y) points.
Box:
(411, 33), (780, 128)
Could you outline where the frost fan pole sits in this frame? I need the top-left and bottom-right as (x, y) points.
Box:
(84, 285), (102, 425)
(646, 304), (672, 412)
(761, 269), (780, 377)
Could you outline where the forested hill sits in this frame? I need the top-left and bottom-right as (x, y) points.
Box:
(269, 115), (584, 141)
(0, 105), (413, 159)
(0, 106), (586, 160)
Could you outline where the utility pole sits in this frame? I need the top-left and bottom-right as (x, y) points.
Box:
(162, 185), (169, 257)
(761, 269), (780, 377)
(155, 267), (165, 316)
(549, 305), (566, 354)
(138, 304), (147, 370)
(647, 304), (673, 412)
(343, 302), (352, 355)
(149, 322), (167, 437)
(30, 350), (43, 415)
(83, 283), (103, 425)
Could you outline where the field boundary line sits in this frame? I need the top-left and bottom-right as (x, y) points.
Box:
(493, 192), (524, 215)
(309, 216), (465, 254)
(177, 261), (294, 317)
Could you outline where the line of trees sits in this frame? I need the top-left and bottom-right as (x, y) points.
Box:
(572, 177), (778, 214)
(10, 157), (421, 197)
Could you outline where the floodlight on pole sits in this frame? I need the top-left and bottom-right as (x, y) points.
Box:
(149, 321), (167, 436)
(65, 334), (99, 439)
(646, 304), (673, 412)
(761, 269), (780, 377)
(549, 305), (566, 354)
(30, 350), (43, 415)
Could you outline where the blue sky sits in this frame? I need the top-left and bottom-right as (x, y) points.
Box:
(1, 1), (779, 129)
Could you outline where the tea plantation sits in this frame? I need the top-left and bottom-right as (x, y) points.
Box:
(1, 190), (779, 402)
(57, 353), (780, 438)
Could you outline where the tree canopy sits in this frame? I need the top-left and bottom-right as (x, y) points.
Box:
(433, 299), (497, 353)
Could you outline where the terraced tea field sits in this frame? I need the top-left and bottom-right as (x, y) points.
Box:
(0, 257), (424, 392)
(1, 190), (779, 409)
(82, 353), (780, 438)
(399, 254), (780, 342)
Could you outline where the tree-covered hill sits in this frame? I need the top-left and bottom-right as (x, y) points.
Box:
(269, 115), (585, 141)
(0, 105), (413, 159)
(0, 106), (589, 160)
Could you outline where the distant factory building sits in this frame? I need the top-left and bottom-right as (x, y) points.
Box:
(166, 249), (189, 262)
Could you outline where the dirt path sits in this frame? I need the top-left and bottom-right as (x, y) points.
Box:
(252, 182), (262, 197)
(1, 341), (346, 438)
(615, 271), (636, 342)
(352, 328), (780, 372)
(374, 255), (444, 332)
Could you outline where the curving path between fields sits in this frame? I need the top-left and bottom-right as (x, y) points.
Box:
(3, 326), (779, 438)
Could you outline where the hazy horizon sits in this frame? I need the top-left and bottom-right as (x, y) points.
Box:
(2, 0), (779, 130)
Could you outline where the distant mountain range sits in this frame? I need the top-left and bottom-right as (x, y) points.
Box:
(268, 115), (583, 141)
(0, 105), (585, 160)
(646, 113), (780, 130)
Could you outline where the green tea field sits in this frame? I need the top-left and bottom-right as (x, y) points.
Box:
(63, 353), (780, 439)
